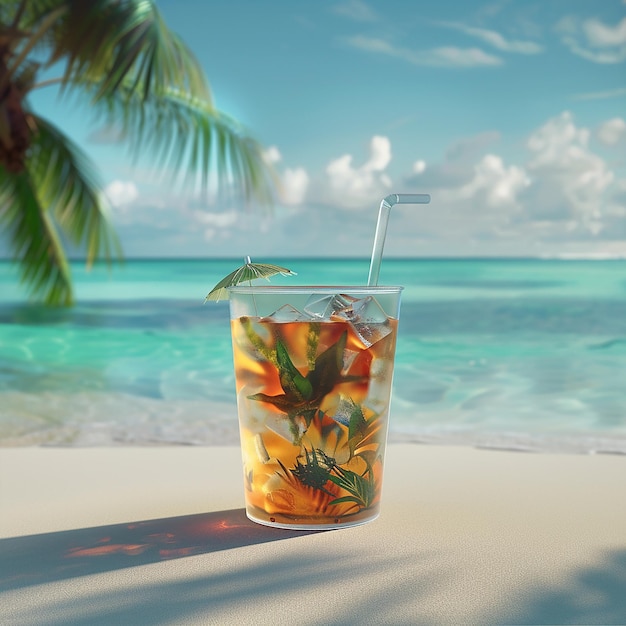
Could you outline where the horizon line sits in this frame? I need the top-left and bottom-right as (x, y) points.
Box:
(2, 255), (626, 263)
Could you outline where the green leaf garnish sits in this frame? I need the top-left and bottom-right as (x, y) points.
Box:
(290, 448), (334, 495)
(241, 316), (276, 365)
(276, 339), (313, 401)
(328, 464), (375, 510)
(348, 403), (368, 457)
(248, 331), (363, 421)
(348, 403), (367, 441)
(306, 322), (320, 370)
(326, 495), (364, 507)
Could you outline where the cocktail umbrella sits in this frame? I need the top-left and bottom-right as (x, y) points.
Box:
(205, 256), (296, 302)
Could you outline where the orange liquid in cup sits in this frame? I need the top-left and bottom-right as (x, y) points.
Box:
(231, 314), (398, 529)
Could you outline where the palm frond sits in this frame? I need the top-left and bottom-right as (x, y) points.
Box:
(0, 168), (72, 306)
(92, 83), (276, 206)
(0, 1), (27, 28)
(0, 0), (278, 306)
(27, 113), (122, 268)
(22, 0), (210, 102)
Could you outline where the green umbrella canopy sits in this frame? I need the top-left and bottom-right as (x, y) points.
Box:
(205, 256), (296, 302)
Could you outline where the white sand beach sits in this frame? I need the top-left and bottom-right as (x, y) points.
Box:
(1, 444), (625, 625)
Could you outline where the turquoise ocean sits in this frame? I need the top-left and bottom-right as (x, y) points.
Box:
(1, 258), (625, 453)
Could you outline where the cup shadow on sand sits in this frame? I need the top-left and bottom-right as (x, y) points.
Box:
(0, 508), (322, 592)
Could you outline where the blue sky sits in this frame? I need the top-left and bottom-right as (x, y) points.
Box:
(26, 0), (626, 258)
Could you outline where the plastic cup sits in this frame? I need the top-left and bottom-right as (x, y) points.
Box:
(228, 285), (403, 530)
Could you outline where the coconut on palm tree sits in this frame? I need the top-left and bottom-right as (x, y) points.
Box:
(0, 0), (275, 305)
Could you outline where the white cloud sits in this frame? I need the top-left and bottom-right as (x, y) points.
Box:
(526, 110), (591, 169)
(445, 131), (501, 161)
(556, 15), (626, 63)
(450, 154), (530, 208)
(583, 16), (626, 47)
(572, 86), (626, 100)
(94, 116), (625, 260)
(194, 210), (239, 228)
(364, 135), (391, 171)
(193, 210), (239, 241)
(436, 22), (543, 54)
(261, 145), (309, 205)
(105, 180), (138, 209)
(332, 0), (377, 22)
(413, 160), (426, 174)
(344, 35), (503, 67)
(597, 117), (626, 145)
(525, 111), (615, 225)
(397, 114), (624, 254)
(281, 168), (309, 205)
(345, 35), (392, 55)
(324, 135), (393, 208)
(263, 145), (282, 164)
(405, 131), (500, 189)
(433, 46), (503, 67)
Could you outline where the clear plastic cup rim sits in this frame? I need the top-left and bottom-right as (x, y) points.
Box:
(227, 285), (404, 294)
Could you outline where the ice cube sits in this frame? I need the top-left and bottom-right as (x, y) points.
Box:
(238, 391), (269, 431)
(351, 296), (389, 323)
(265, 412), (307, 444)
(342, 348), (360, 371)
(303, 293), (358, 319)
(262, 304), (309, 322)
(339, 296), (392, 348)
(331, 395), (357, 427)
(352, 322), (392, 348)
(254, 433), (270, 463)
(364, 357), (394, 413)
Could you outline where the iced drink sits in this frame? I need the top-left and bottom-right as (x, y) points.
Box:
(228, 286), (402, 529)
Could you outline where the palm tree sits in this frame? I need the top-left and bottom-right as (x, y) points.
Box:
(0, 0), (275, 305)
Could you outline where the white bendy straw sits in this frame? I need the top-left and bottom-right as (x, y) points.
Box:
(367, 193), (431, 286)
